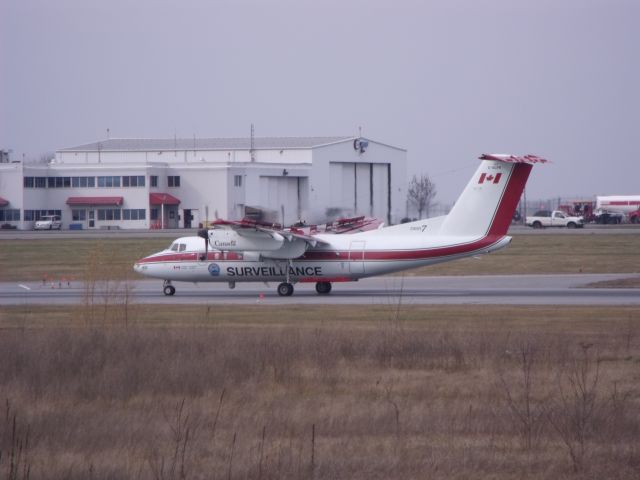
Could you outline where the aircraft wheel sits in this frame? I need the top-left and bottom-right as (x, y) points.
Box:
(277, 282), (294, 297)
(163, 285), (176, 296)
(315, 281), (332, 294)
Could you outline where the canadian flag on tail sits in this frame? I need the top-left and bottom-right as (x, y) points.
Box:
(478, 172), (502, 184)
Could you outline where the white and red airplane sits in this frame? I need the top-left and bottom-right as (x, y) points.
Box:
(134, 154), (547, 296)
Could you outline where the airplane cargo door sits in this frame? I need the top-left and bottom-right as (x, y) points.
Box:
(349, 240), (366, 274)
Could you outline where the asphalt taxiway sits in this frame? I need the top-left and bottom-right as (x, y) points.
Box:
(2, 274), (638, 306)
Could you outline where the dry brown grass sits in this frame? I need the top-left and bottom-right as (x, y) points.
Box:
(1, 305), (639, 479)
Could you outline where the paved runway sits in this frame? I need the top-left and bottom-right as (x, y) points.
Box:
(2, 274), (639, 306)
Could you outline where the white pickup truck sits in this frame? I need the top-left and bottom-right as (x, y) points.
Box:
(526, 210), (584, 229)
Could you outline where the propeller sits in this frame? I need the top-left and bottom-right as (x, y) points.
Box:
(197, 228), (209, 260)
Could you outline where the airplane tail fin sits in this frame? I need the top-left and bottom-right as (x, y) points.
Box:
(438, 154), (548, 237)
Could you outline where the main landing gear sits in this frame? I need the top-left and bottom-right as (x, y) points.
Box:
(277, 260), (295, 296)
(163, 280), (175, 296)
(276, 281), (333, 296)
(277, 282), (294, 296)
(315, 281), (332, 294)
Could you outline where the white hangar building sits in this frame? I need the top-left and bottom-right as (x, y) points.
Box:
(0, 136), (407, 230)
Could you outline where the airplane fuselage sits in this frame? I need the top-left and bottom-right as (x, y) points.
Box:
(134, 232), (512, 284)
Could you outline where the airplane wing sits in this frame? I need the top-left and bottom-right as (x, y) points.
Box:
(211, 219), (286, 240)
(208, 219), (328, 259)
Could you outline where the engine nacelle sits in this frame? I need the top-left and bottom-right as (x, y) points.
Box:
(208, 228), (284, 251)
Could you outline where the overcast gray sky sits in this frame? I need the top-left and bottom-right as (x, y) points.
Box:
(1, 0), (638, 203)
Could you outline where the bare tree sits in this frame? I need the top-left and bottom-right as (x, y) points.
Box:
(407, 174), (437, 219)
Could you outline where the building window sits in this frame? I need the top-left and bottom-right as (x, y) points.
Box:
(0, 209), (20, 221)
(71, 176), (95, 188)
(97, 176), (121, 188)
(122, 176), (146, 187)
(24, 177), (34, 188)
(150, 175), (158, 187)
(40, 176), (81, 188)
(150, 208), (159, 220)
(71, 209), (86, 221)
(123, 209), (146, 220)
(168, 175), (180, 187)
(97, 208), (121, 221)
(234, 175), (243, 187)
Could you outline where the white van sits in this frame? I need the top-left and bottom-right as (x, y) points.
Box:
(34, 215), (62, 230)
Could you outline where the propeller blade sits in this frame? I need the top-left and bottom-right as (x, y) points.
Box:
(197, 229), (209, 260)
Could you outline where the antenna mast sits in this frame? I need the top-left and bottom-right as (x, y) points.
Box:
(250, 124), (256, 162)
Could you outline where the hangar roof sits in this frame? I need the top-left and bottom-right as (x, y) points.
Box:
(59, 137), (354, 152)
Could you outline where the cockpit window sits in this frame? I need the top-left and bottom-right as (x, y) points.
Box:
(179, 243), (186, 252)
(169, 242), (179, 251)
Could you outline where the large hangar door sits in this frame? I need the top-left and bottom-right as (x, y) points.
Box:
(329, 163), (353, 214)
(259, 176), (300, 225)
(355, 163), (370, 216)
(372, 163), (390, 221)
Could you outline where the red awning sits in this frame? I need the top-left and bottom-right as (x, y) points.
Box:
(149, 193), (181, 205)
(66, 196), (124, 206)
(0, 196), (9, 207)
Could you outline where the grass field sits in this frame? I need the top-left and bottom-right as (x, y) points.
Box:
(1, 305), (639, 479)
(0, 233), (639, 282)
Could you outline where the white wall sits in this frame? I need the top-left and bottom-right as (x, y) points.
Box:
(175, 165), (229, 224)
(0, 163), (25, 227)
